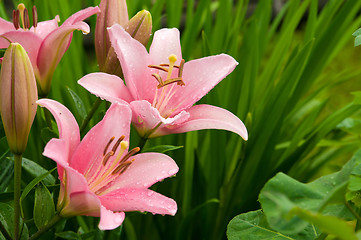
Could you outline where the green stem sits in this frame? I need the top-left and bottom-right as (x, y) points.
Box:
(138, 137), (148, 150)
(29, 214), (62, 240)
(43, 108), (53, 130)
(346, 201), (361, 230)
(14, 154), (22, 240)
(0, 219), (12, 240)
(80, 98), (102, 135)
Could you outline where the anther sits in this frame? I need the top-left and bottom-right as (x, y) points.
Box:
(112, 159), (135, 175)
(12, 10), (20, 30)
(32, 6), (38, 28)
(111, 135), (125, 153)
(102, 151), (114, 166)
(23, 8), (30, 29)
(119, 147), (140, 164)
(103, 136), (115, 156)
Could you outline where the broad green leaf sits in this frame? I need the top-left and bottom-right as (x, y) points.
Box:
(34, 183), (55, 229)
(21, 168), (56, 217)
(289, 207), (357, 240)
(21, 157), (56, 185)
(227, 210), (318, 240)
(337, 118), (361, 135)
(259, 150), (361, 235)
(0, 202), (28, 240)
(142, 145), (184, 153)
(355, 34), (361, 47)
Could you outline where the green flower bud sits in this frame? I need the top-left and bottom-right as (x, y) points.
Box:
(125, 10), (152, 47)
(0, 43), (38, 154)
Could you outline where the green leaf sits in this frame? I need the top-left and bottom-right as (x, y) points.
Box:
(67, 87), (87, 120)
(337, 118), (361, 135)
(142, 145), (184, 153)
(259, 150), (361, 235)
(227, 210), (318, 240)
(0, 152), (13, 192)
(0, 202), (28, 240)
(55, 231), (81, 239)
(352, 28), (361, 37)
(21, 168), (56, 216)
(34, 183), (55, 229)
(354, 35), (361, 47)
(289, 207), (358, 240)
(21, 157), (56, 185)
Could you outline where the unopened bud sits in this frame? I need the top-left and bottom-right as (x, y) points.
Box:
(95, 0), (128, 70)
(0, 43), (38, 154)
(125, 10), (152, 47)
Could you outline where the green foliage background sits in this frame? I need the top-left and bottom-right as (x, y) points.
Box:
(1, 0), (361, 239)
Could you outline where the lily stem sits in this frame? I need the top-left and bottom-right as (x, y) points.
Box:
(29, 214), (62, 240)
(14, 154), (22, 240)
(138, 137), (148, 151)
(43, 108), (53, 130)
(80, 98), (102, 135)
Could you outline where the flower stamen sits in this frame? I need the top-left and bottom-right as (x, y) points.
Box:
(148, 54), (185, 89)
(32, 6), (38, 29)
(12, 10), (20, 30)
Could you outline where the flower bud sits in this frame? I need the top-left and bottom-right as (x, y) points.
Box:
(125, 10), (152, 47)
(0, 43), (38, 154)
(95, 0), (128, 71)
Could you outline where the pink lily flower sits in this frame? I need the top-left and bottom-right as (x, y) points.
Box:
(0, 4), (100, 96)
(79, 24), (248, 140)
(37, 99), (178, 230)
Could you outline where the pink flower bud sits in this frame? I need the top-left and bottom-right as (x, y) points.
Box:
(0, 43), (38, 154)
(95, 0), (128, 71)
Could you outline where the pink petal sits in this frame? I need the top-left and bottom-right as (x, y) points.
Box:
(42, 139), (68, 182)
(60, 190), (101, 218)
(129, 100), (163, 135)
(99, 188), (177, 216)
(0, 31), (42, 73)
(70, 103), (132, 175)
(36, 22), (90, 92)
(30, 16), (60, 39)
(108, 24), (152, 100)
(130, 100), (190, 138)
(0, 18), (15, 34)
(37, 99), (80, 156)
(100, 152), (178, 194)
(98, 206), (125, 230)
(78, 72), (133, 104)
(149, 28), (182, 66)
(168, 54), (238, 115)
(155, 104), (248, 140)
(62, 7), (101, 26)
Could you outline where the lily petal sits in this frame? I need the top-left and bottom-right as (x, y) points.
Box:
(63, 7), (101, 26)
(78, 72), (133, 104)
(0, 18), (15, 35)
(37, 99), (80, 156)
(169, 54), (238, 115)
(36, 22), (91, 93)
(42, 139), (68, 181)
(149, 28), (182, 65)
(99, 206), (125, 230)
(99, 188), (177, 215)
(70, 103), (132, 175)
(0, 31), (42, 72)
(155, 104), (248, 140)
(61, 190), (100, 217)
(108, 24), (151, 100)
(100, 152), (178, 194)
(30, 16), (60, 39)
